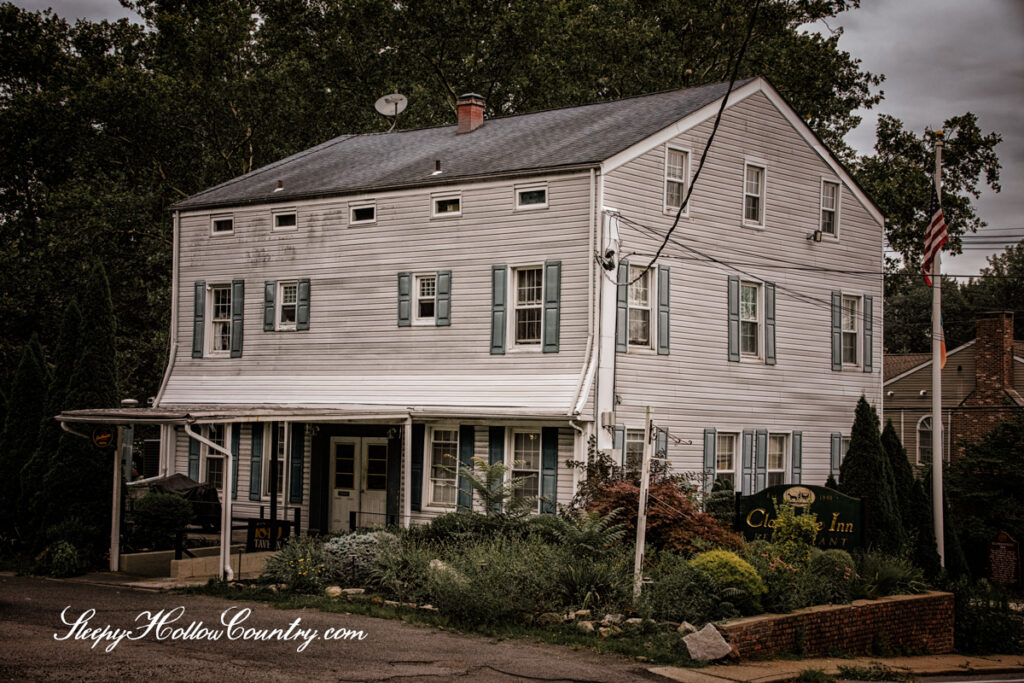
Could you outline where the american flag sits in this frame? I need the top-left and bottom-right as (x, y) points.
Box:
(922, 182), (948, 287)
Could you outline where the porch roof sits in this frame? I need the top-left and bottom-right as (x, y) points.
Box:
(56, 403), (582, 425)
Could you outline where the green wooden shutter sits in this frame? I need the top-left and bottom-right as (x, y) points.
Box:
(192, 281), (205, 357)
(741, 429), (754, 494)
(457, 425), (474, 510)
(488, 426), (504, 515)
(703, 428), (716, 492)
(188, 434), (200, 480)
(831, 291), (843, 371)
(296, 278), (311, 331)
(754, 429), (768, 492)
(542, 260), (561, 353)
(728, 276), (740, 362)
(230, 279), (244, 358)
(616, 260), (629, 352)
(263, 281), (276, 331)
(436, 270), (451, 327)
(410, 424), (424, 511)
(289, 423), (305, 503)
(765, 281), (776, 365)
(657, 265), (670, 355)
(249, 422), (263, 501)
(490, 266), (507, 354)
(268, 422), (280, 499)
(831, 432), (842, 476)
(791, 431), (802, 484)
(541, 427), (558, 514)
(397, 272), (412, 327)
(231, 424), (240, 500)
(612, 425), (625, 467)
(863, 295), (873, 373)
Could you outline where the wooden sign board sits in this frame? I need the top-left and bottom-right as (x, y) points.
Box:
(988, 531), (1021, 587)
(736, 484), (862, 550)
(245, 519), (291, 553)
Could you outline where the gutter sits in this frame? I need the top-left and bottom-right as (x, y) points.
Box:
(154, 210), (180, 406)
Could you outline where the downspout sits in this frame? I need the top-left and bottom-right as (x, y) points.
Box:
(569, 419), (586, 494)
(155, 210), (181, 406)
(184, 420), (234, 581)
(569, 168), (599, 416)
(403, 415), (412, 528)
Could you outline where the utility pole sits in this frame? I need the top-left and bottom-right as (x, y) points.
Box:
(632, 406), (653, 602)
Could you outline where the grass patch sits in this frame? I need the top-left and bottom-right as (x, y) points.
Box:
(795, 668), (835, 683)
(836, 662), (917, 682)
(178, 582), (700, 667)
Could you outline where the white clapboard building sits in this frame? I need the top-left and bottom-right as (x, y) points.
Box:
(60, 77), (884, 534)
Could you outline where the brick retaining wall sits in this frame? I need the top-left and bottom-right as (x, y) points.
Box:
(718, 592), (953, 659)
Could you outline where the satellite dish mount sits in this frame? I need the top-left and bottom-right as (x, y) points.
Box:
(375, 93), (408, 132)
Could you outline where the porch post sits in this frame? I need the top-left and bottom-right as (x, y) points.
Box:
(403, 415), (412, 528)
(222, 432), (233, 581)
(110, 427), (124, 572)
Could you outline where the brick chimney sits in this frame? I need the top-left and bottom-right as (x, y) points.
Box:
(973, 311), (1015, 398)
(456, 93), (485, 134)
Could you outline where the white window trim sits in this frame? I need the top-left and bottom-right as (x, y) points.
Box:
(349, 202), (377, 225)
(262, 423), (289, 503)
(766, 432), (790, 487)
(412, 272), (437, 326)
(431, 192), (462, 218)
(841, 293), (862, 368)
(742, 159), (767, 229)
(200, 423), (227, 492)
(715, 431), (740, 491)
(206, 282), (232, 357)
(508, 264), (544, 351)
(820, 177), (841, 238)
(422, 425), (460, 511)
(514, 183), (548, 211)
(210, 214), (234, 236)
(506, 427), (543, 514)
(664, 145), (691, 216)
(626, 264), (655, 352)
(739, 280), (763, 362)
(272, 208), (298, 232)
(275, 280), (298, 331)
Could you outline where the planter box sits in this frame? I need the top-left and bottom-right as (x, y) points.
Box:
(718, 591), (954, 659)
(170, 549), (275, 580)
(119, 545), (244, 577)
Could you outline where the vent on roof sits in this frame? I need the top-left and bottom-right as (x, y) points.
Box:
(456, 93), (485, 134)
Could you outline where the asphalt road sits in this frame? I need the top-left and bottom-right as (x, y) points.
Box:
(0, 574), (661, 682)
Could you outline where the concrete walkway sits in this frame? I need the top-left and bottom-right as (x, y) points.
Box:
(651, 654), (1024, 682)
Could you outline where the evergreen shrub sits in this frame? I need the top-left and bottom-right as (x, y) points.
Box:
(690, 549), (765, 614)
(641, 551), (741, 625)
(129, 492), (194, 550)
(323, 531), (399, 587)
(803, 549), (856, 605)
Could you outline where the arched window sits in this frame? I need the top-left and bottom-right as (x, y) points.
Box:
(917, 416), (932, 466)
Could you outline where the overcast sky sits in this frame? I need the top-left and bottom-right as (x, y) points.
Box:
(13, 0), (1024, 276)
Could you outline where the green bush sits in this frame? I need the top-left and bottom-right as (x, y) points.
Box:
(46, 540), (82, 578)
(44, 516), (104, 567)
(553, 552), (631, 611)
(742, 540), (803, 613)
(854, 551), (927, 599)
(771, 499), (818, 568)
(413, 511), (510, 546)
(803, 549), (856, 605)
(705, 478), (737, 527)
(323, 531), (398, 588)
(260, 535), (330, 593)
(552, 510), (627, 557)
(641, 551), (741, 625)
(129, 493), (194, 550)
(690, 549), (765, 614)
(371, 539), (434, 603)
(950, 578), (1024, 654)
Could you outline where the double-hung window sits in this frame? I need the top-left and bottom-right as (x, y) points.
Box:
(842, 296), (859, 365)
(262, 424), (287, 500)
(625, 429), (645, 472)
(740, 282), (760, 357)
(277, 281), (297, 330)
(415, 274), (436, 323)
(767, 434), (788, 487)
(743, 163), (765, 226)
(628, 266), (652, 348)
(716, 433), (738, 489)
(429, 428), (459, 506)
(511, 430), (541, 511)
(209, 284), (232, 354)
(204, 424), (226, 491)
(513, 266), (543, 345)
(665, 147), (689, 213)
(820, 180), (839, 236)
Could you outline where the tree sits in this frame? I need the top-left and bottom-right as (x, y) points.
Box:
(881, 420), (913, 527)
(881, 419), (940, 576)
(838, 396), (904, 553)
(0, 336), (48, 537)
(963, 241), (1024, 340)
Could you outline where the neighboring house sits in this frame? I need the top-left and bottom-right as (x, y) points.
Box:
(884, 311), (1024, 465)
(59, 77), (884, 534)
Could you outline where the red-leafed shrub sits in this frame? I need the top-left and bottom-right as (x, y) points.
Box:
(585, 480), (742, 555)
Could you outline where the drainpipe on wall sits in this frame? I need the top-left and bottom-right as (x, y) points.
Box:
(184, 421), (234, 581)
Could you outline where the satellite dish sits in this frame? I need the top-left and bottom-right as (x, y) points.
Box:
(375, 93), (408, 131)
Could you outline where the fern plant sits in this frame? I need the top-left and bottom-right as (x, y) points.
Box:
(446, 455), (538, 518)
(553, 509), (628, 557)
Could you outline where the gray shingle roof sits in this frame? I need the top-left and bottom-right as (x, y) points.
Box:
(172, 79), (754, 211)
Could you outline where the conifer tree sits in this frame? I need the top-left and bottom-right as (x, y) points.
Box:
(21, 299), (83, 534)
(839, 396), (905, 553)
(41, 264), (118, 554)
(824, 473), (838, 490)
(881, 419), (914, 530)
(908, 477), (941, 577)
(0, 336), (48, 537)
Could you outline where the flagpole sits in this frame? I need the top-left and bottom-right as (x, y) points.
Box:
(931, 131), (945, 568)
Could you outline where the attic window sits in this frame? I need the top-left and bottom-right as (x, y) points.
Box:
(515, 185), (548, 210)
(350, 204), (376, 224)
(273, 211), (297, 230)
(433, 194), (461, 217)
(211, 216), (233, 235)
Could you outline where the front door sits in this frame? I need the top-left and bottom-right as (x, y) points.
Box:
(329, 437), (389, 532)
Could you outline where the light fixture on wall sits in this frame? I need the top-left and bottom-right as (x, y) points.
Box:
(806, 229), (823, 243)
